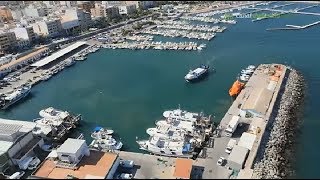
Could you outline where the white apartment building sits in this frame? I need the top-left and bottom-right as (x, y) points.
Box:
(60, 8), (92, 32)
(24, 5), (47, 17)
(11, 26), (36, 42)
(118, 4), (137, 15)
(59, 1), (77, 8)
(10, 9), (24, 20)
(32, 18), (62, 38)
(126, 1), (155, 10)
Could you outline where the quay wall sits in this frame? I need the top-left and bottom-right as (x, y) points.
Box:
(252, 67), (306, 178)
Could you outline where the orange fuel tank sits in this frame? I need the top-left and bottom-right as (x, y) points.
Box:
(229, 80), (245, 97)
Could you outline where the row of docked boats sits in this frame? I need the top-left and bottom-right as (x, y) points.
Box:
(229, 65), (256, 97)
(157, 24), (225, 33)
(74, 45), (100, 61)
(102, 41), (205, 51)
(32, 107), (81, 141)
(136, 107), (213, 158)
(142, 28), (216, 41)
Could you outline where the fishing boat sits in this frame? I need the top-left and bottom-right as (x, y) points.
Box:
(91, 126), (114, 138)
(184, 64), (210, 82)
(136, 135), (194, 158)
(39, 107), (70, 120)
(89, 126), (122, 151)
(229, 65), (256, 97)
(163, 106), (200, 122)
(146, 127), (186, 142)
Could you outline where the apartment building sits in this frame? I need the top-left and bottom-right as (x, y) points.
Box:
(59, 1), (77, 8)
(24, 4), (47, 18)
(11, 25), (36, 45)
(118, 4), (137, 15)
(126, 1), (155, 10)
(10, 9), (24, 20)
(0, 7), (13, 23)
(60, 8), (92, 33)
(105, 6), (120, 19)
(32, 18), (62, 38)
(0, 31), (16, 54)
(77, 1), (95, 13)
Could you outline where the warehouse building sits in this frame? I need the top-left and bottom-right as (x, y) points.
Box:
(227, 145), (249, 171)
(31, 41), (88, 69)
(237, 132), (256, 151)
(241, 88), (274, 118)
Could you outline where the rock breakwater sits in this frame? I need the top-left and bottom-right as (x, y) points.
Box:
(252, 66), (306, 179)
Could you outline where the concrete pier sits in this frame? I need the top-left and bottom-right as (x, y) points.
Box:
(113, 64), (289, 179)
(267, 21), (320, 31)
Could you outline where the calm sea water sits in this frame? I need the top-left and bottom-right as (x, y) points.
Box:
(1, 2), (320, 178)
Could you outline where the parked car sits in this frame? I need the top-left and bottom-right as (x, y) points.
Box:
(217, 157), (226, 166)
(120, 160), (134, 168)
(8, 171), (25, 179)
(117, 173), (133, 179)
(28, 157), (40, 170)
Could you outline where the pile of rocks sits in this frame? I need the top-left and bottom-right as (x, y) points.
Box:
(252, 67), (306, 179)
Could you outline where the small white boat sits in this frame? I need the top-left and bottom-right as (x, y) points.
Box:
(90, 126), (122, 151)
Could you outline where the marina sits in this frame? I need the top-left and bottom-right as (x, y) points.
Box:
(0, 1), (318, 179)
(101, 41), (205, 51)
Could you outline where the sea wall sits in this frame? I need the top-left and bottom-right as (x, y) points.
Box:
(252, 66), (306, 179)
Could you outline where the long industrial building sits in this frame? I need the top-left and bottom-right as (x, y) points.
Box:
(31, 41), (88, 69)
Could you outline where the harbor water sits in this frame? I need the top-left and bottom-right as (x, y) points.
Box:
(1, 2), (320, 178)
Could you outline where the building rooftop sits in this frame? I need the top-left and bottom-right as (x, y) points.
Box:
(33, 150), (118, 179)
(31, 41), (87, 67)
(0, 118), (38, 156)
(237, 132), (256, 151)
(0, 141), (13, 156)
(241, 87), (274, 116)
(0, 47), (48, 71)
(57, 138), (86, 154)
(173, 158), (193, 179)
(227, 145), (249, 166)
(0, 118), (36, 133)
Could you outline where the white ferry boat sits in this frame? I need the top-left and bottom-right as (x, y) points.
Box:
(0, 85), (31, 109)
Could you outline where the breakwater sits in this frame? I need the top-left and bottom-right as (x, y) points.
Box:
(252, 67), (306, 178)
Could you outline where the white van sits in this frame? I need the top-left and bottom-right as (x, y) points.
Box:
(8, 171), (25, 179)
